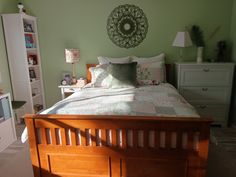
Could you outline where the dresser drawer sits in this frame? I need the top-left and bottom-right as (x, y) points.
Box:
(179, 86), (230, 104)
(194, 104), (227, 122)
(179, 64), (234, 86)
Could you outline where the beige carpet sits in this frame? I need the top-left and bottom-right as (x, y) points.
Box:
(207, 127), (236, 177)
(0, 140), (34, 177)
(0, 123), (33, 177)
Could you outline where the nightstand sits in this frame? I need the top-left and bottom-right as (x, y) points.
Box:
(58, 85), (83, 99)
(175, 62), (234, 126)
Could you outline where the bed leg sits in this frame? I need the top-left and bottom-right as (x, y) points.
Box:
(25, 118), (41, 177)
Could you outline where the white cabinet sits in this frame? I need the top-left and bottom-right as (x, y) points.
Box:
(176, 63), (234, 126)
(2, 14), (45, 114)
(0, 93), (16, 152)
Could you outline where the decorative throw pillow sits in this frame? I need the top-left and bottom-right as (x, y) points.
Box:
(132, 53), (166, 85)
(89, 64), (111, 87)
(98, 56), (131, 65)
(106, 62), (137, 88)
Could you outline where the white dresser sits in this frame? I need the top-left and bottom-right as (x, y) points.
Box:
(175, 63), (234, 126)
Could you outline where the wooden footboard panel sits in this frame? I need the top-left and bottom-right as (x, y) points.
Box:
(25, 114), (212, 177)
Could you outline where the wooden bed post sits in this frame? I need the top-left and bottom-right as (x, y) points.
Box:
(25, 116), (41, 177)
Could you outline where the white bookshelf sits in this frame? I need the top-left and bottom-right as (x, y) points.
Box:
(2, 14), (45, 114)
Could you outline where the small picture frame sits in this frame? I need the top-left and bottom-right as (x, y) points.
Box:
(25, 34), (35, 48)
(28, 54), (38, 65)
(29, 68), (36, 79)
(24, 23), (34, 32)
(62, 72), (71, 85)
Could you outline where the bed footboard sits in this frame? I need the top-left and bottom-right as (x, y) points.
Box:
(25, 114), (211, 177)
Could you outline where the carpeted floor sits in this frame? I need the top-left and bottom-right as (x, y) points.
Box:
(211, 127), (236, 156)
(207, 127), (236, 177)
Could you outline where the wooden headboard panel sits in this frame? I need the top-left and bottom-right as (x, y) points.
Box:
(86, 63), (172, 83)
(86, 64), (97, 83)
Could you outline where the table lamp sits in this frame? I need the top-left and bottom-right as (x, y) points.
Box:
(65, 49), (80, 84)
(172, 31), (192, 61)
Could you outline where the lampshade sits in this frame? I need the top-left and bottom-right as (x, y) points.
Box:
(172, 31), (192, 47)
(65, 49), (80, 63)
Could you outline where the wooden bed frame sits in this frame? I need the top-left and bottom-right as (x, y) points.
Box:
(25, 115), (211, 177)
(25, 64), (212, 177)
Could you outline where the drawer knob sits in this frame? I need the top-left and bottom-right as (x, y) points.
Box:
(202, 88), (208, 91)
(203, 68), (210, 72)
(199, 105), (207, 109)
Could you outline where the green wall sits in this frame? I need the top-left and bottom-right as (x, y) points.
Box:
(18, 0), (233, 107)
(0, 0), (17, 96)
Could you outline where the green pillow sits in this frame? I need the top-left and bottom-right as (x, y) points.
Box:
(107, 62), (137, 88)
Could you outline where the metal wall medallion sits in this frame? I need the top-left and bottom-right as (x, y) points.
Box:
(107, 4), (149, 49)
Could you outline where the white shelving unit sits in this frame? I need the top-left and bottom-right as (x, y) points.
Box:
(0, 93), (16, 152)
(2, 14), (45, 114)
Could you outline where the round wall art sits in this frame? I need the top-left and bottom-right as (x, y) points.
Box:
(107, 4), (149, 49)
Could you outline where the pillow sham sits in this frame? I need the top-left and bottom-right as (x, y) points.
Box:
(132, 53), (166, 85)
(98, 56), (131, 65)
(132, 53), (165, 63)
(89, 64), (110, 87)
(106, 62), (137, 88)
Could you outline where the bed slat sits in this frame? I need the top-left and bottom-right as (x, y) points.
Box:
(121, 129), (127, 148)
(80, 129), (86, 146)
(133, 130), (138, 148)
(110, 129), (116, 147)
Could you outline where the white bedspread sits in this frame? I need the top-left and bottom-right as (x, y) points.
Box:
(42, 83), (199, 117)
(21, 83), (199, 143)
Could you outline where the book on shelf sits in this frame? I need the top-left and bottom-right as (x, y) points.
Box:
(27, 54), (38, 65)
(29, 68), (36, 81)
(24, 22), (34, 33)
(25, 34), (36, 48)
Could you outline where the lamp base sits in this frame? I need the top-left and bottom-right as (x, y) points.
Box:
(71, 76), (77, 85)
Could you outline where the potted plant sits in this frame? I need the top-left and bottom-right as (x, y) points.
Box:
(190, 25), (205, 63)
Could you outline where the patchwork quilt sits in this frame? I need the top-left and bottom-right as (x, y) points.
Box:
(43, 83), (199, 118)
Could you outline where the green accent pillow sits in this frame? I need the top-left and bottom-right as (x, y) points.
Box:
(107, 62), (137, 88)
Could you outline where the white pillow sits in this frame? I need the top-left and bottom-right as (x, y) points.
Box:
(132, 53), (166, 85)
(89, 64), (111, 88)
(132, 53), (165, 64)
(97, 56), (131, 65)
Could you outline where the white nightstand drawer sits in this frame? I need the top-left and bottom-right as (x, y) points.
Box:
(59, 85), (83, 99)
(63, 87), (81, 93)
(195, 104), (227, 122)
(179, 87), (229, 104)
(179, 65), (234, 86)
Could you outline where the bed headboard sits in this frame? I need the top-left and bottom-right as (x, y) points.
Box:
(86, 63), (172, 84)
(86, 64), (97, 83)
